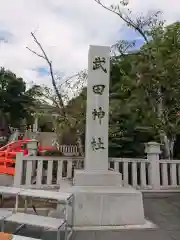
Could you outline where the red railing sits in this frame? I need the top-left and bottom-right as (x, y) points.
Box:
(0, 139), (56, 175)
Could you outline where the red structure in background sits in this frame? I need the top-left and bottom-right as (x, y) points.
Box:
(0, 138), (56, 176)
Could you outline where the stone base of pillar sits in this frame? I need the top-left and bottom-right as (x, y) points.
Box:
(73, 170), (122, 187)
(71, 186), (145, 227)
(70, 170), (145, 227)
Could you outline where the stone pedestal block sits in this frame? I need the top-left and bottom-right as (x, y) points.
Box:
(73, 170), (122, 187)
(72, 186), (145, 226)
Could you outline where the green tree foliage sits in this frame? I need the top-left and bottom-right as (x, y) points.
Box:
(0, 67), (40, 127)
(109, 21), (180, 157)
(66, 21), (180, 158)
(109, 54), (152, 157)
(94, 0), (180, 158)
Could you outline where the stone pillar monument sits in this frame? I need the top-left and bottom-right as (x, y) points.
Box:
(85, 45), (109, 171)
(72, 45), (145, 227)
(74, 45), (122, 187)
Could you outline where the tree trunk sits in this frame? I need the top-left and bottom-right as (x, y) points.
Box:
(161, 134), (176, 160)
(163, 134), (170, 159)
(76, 134), (84, 157)
(169, 136), (176, 159)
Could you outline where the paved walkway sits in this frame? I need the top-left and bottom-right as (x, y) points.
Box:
(72, 193), (180, 240)
(3, 192), (180, 239)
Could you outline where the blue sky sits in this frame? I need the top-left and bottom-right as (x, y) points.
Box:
(119, 27), (145, 49)
(36, 67), (50, 77)
(0, 0), (179, 87)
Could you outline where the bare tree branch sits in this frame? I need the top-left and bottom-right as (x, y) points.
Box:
(58, 73), (79, 88)
(111, 40), (136, 57)
(30, 32), (51, 65)
(27, 32), (66, 118)
(38, 89), (60, 109)
(60, 70), (87, 88)
(27, 32), (86, 154)
(26, 47), (45, 60)
(94, 0), (149, 43)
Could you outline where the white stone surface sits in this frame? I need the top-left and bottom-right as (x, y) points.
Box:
(145, 142), (161, 154)
(85, 45), (110, 171)
(26, 139), (38, 151)
(73, 170), (122, 187)
(73, 219), (157, 230)
(145, 142), (161, 190)
(5, 212), (65, 229)
(71, 45), (145, 228)
(13, 236), (41, 240)
(33, 116), (38, 132)
(0, 174), (13, 186)
(18, 188), (72, 202)
(72, 186), (145, 227)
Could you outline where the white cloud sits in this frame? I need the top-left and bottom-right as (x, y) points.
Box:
(0, 0), (180, 88)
